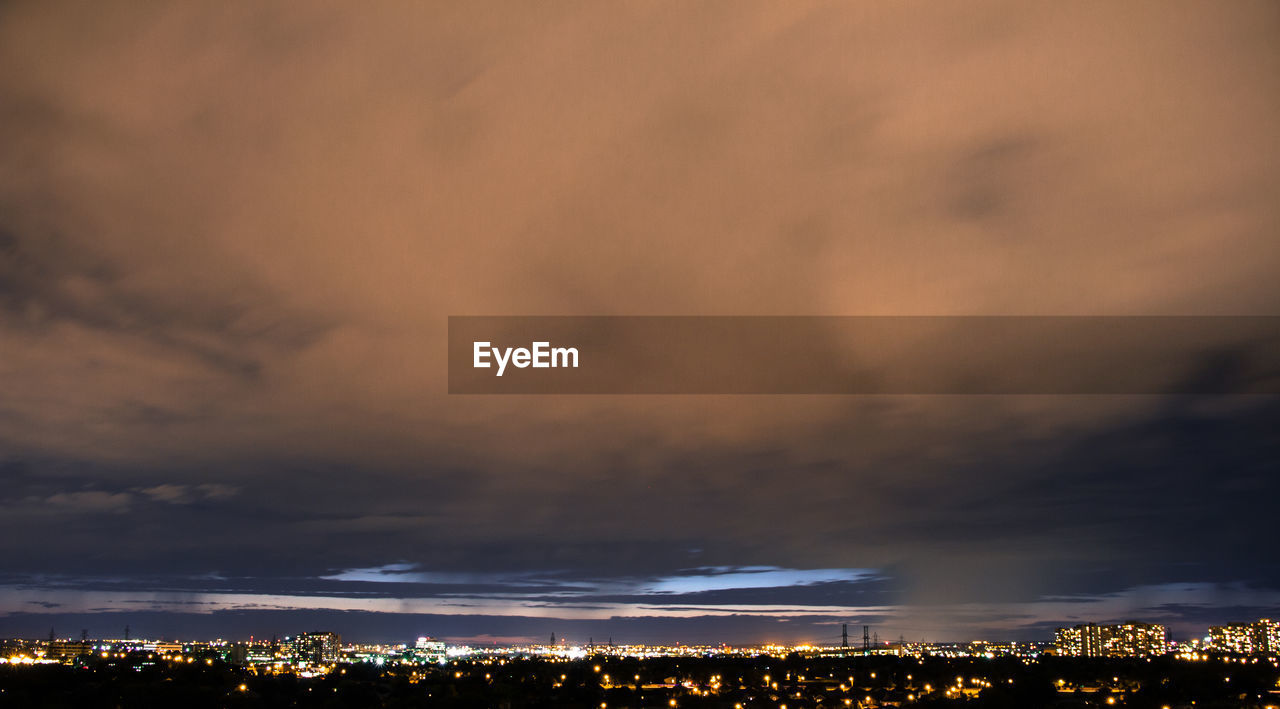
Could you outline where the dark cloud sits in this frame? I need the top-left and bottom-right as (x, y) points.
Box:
(944, 135), (1043, 221)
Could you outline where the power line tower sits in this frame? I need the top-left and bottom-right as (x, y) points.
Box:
(841, 624), (849, 649)
(862, 626), (870, 652)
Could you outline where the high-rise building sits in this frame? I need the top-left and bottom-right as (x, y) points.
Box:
(1081, 623), (1106, 657)
(1209, 619), (1280, 654)
(291, 632), (341, 664)
(1053, 622), (1166, 657)
(1109, 621), (1167, 657)
(1261, 619), (1280, 653)
(1054, 626), (1082, 656)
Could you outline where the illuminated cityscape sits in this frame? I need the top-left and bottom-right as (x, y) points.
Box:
(4, 619), (1280, 706)
(1053, 622), (1168, 659)
(1209, 620), (1280, 656)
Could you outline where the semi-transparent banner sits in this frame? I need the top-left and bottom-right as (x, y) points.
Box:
(448, 316), (1280, 394)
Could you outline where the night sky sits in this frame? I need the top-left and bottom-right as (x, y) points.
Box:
(1, 1), (1277, 646)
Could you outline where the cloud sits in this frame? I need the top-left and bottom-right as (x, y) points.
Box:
(43, 491), (132, 512)
(136, 483), (239, 505)
(641, 567), (877, 595)
(0, 577), (1274, 643)
(0, 0), (1275, 466)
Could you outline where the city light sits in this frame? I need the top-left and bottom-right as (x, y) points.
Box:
(4, 620), (1278, 706)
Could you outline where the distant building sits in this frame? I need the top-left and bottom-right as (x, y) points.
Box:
(1209, 619), (1280, 654)
(244, 645), (276, 663)
(1264, 619), (1280, 652)
(1109, 621), (1167, 657)
(1054, 626), (1082, 656)
(45, 640), (95, 662)
(411, 636), (446, 664)
(1054, 622), (1166, 657)
(291, 632), (341, 664)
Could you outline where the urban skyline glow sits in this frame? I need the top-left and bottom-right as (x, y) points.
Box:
(1, 0), (1277, 654)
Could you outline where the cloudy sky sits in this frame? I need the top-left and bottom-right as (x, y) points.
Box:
(0, 1), (1277, 644)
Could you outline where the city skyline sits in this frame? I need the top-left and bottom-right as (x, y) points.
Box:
(12, 627), (1278, 708)
(1, 1), (1278, 649)
(11, 613), (1280, 650)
